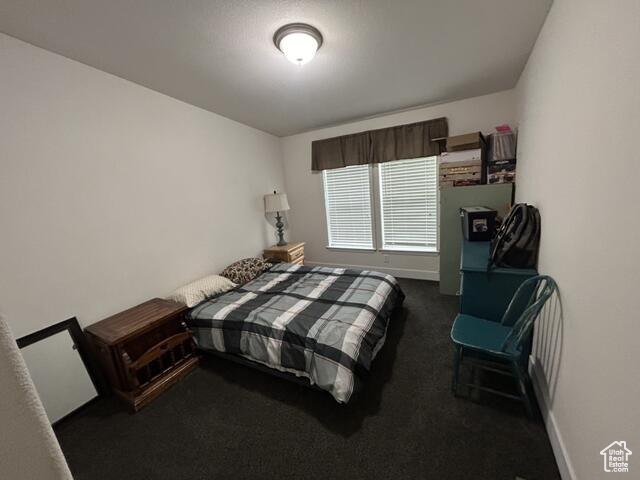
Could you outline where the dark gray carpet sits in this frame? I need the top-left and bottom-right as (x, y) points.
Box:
(55, 279), (560, 480)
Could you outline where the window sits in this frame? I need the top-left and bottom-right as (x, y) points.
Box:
(378, 157), (438, 252)
(323, 164), (374, 249)
(322, 157), (438, 252)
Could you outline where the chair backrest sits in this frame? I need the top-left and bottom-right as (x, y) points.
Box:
(500, 275), (558, 355)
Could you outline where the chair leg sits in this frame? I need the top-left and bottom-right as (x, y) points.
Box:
(511, 361), (534, 419)
(452, 345), (463, 396)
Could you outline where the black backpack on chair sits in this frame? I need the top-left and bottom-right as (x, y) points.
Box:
(489, 203), (540, 269)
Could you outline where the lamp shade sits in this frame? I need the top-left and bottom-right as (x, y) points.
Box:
(264, 192), (290, 213)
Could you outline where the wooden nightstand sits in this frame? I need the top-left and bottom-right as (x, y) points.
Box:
(85, 298), (198, 411)
(263, 242), (305, 265)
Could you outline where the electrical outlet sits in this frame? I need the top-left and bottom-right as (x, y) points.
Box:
(383, 255), (390, 264)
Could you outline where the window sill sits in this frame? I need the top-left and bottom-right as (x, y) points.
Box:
(324, 246), (439, 256)
(380, 248), (439, 256)
(325, 246), (376, 252)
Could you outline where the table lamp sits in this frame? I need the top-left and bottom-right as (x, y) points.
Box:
(264, 191), (290, 246)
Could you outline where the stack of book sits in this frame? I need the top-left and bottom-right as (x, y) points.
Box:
(440, 132), (486, 188)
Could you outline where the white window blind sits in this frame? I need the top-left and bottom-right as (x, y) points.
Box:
(378, 157), (438, 251)
(323, 165), (373, 249)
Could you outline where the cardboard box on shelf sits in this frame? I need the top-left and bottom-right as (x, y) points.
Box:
(440, 149), (485, 187)
(440, 148), (482, 164)
(446, 132), (486, 152)
(440, 162), (483, 187)
(441, 159), (482, 170)
(487, 161), (516, 184)
(440, 180), (483, 187)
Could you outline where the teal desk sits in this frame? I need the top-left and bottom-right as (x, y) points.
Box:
(460, 240), (537, 324)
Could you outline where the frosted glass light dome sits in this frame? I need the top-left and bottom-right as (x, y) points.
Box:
(274, 23), (323, 66)
(279, 32), (318, 65)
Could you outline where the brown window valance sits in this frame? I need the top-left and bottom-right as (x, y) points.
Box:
(311, 117), (448, 171)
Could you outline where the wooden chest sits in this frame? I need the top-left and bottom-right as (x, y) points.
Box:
(85, 298), (198, 411)
(263, 242), (305, 265)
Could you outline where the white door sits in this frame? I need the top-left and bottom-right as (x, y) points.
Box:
(21, 329), (98, 423)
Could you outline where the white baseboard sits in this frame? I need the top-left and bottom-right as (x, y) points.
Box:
(304, 260), (439, 281)
(529, 357), (576, 480)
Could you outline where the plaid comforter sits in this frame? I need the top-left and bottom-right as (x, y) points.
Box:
(187, 263), (404, 403)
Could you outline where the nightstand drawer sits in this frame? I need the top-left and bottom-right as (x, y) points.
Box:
(288, 246), (304, 262)
(264, 242), (305, 265)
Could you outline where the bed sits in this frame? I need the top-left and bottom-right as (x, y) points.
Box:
(186, 262), (404, 403)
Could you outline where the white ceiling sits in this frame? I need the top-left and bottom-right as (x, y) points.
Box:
(0, 0), (551, 136)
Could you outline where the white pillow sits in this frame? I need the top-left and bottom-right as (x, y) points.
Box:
(167, 274), (237, 307)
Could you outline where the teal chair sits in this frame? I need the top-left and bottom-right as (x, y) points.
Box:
(450, 275), (558, 418)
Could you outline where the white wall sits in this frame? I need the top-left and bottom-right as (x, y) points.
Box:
(0, 33), (285, 339)
(515, 1), (640, 478)
(280, 90), (517, 279)
(0, 315), (72, 479)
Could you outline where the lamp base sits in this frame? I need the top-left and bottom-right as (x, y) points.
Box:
(275, 212), (286, 246)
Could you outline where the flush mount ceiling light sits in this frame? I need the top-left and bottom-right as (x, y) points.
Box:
(274, 23), (323, 66)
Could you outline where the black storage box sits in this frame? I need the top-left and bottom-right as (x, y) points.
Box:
(460, 206), (497, 241)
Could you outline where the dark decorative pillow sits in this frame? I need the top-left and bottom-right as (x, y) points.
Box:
(220, 258), (272, 285)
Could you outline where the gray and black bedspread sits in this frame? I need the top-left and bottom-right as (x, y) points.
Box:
(187, 263), (404, 403)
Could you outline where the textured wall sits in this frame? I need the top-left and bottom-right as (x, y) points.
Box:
(0, 315), (72, 479)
